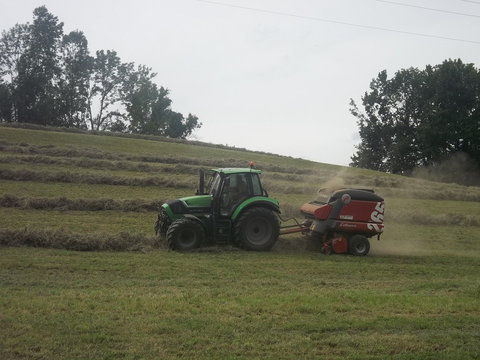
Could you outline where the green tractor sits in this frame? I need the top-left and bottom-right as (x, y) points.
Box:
(154, 165), (280, 251)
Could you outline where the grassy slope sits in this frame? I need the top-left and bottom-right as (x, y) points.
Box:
(1, 126), (480, 359)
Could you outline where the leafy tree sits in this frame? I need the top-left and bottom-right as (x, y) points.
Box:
(57, 30), (92, 128)
(0, 6), (202, 138)
(123, 66), (202, 138)
(123, 65), (166, 134)
(0, 81), (12, 122)
(87, 50), (132, 130)
(419, 60), (480, 165)
(351, 59), (480, 175)
(15, 6), (63, 125)
(0, 23), (30, 122)
(173, 112), (202, 139)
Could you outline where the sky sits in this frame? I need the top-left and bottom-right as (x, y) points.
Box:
(1, 0), (479, 166)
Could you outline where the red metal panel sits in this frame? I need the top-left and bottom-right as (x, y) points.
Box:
(338, 201), (385, 224)
(332, 237), (348, 253)
(314, 204), (332, 220)
(337, 221), (384, 235)
(300, 202), (321, 216)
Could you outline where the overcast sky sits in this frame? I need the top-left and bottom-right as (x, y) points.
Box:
(1, 0), (479, 165)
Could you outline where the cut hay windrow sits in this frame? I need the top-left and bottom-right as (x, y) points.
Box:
(0, 168), (315, 195)
(0, 154), (201, 175)
(0, 194), (162, 212)
(0, 227), (164, 251)
(0, 168), (195, 188)
(0, 141), (316, 175)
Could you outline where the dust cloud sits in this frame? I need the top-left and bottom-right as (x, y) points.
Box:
(314, 171), (348, 203)
(412, 152), (480, 186)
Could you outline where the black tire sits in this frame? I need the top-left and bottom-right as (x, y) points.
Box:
(348, 234), (370, 256)
(154, 209), (171, 236)
(166, 218), (205, 251)
(234, 207), (279, 251)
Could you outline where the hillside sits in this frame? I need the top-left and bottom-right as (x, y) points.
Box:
(0, 125), (479, 254)
(1, 125), (479, 359)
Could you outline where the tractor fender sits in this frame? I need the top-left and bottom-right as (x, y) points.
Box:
(176, 214), (211, 236)
(161, 203), (176, 220)
(231, 197), (280, 222)
(182, 214), (206, 228)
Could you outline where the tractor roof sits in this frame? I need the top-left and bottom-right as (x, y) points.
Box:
(213, 168), (262, 175)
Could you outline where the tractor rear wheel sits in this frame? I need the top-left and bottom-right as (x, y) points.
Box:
(348, 234), (370, 256)
(234, 208), (279, 251)
(166, 218), (205, 251)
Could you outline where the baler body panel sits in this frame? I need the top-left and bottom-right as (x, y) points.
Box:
(306, 189), (385, 238)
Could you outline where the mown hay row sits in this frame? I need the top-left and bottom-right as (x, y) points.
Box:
(0, 194), (162, 212)
(0, 122), (279, 155)
(0, 141), (316, 175)
(0, 168), (195, 188)
(0, 227), (164, 251)
(0, 154), (201, 175)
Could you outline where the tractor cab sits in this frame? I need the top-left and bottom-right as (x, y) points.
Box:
(201, 168), (267, 217)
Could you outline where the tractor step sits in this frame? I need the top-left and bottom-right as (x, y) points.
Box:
(214, 219), (232, 244)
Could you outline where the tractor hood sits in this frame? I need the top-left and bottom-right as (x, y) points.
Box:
(179, 195), (212, 208)
(162, 195), (212, 216)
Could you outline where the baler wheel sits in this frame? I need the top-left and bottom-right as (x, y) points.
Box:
(166, 218), (205, 251)
(234, 208), (279, 251)
(348, 235), (370, 256)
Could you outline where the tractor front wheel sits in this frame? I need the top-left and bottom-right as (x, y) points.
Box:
(154, 209), (171, 236)
(348, 234), (370, 256)
(166, 218), (205, 251)
(234, 208), (279, 251)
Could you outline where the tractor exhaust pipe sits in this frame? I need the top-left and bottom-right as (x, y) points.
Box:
(196, 169), (205, 195)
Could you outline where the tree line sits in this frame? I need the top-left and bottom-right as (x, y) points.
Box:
(350, 59), (480, 182)
(0, 6), (201, 138)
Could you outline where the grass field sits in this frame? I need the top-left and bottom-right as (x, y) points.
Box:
(1, 125), (480, 359)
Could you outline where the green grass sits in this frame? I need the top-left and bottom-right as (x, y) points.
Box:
(1, 125), (480, 359)
(1, 248), (479, 359)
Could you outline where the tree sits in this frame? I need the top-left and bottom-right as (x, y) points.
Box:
(56, 30), (92, 128)
(0, 81), (12, 122)
(350, 59), (480, 175)
(0, 23), (30, 122)
(123, 65), (167, 134)
(87, 50), (131, 131)
(15, 6), (63, 125)
(0, 6), (203, 138)
(173, 112), (202, 139)
(123, 66), (202, 138)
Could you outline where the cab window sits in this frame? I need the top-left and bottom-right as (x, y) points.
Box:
(220, 173), (250, 216)
(251, 173), (263, 196)
(209, 173), (222, 195)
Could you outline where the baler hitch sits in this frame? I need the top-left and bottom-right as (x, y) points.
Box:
(278, 215), (311, 236)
